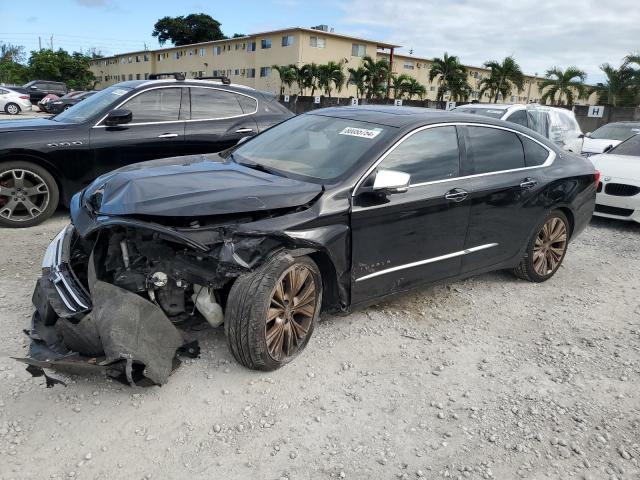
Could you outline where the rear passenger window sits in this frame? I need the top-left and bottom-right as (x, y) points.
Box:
(466, 126), (525, 174)
(521, 136), (550, 166)
(507, 110), (528, 128)
(379, 126), (460, 184)
(236, 95), (257, 114)
(190, 88), (246, 119)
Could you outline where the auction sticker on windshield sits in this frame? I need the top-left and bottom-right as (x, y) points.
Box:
(112, 89), (128, 96)
(339, 127), (383, 139)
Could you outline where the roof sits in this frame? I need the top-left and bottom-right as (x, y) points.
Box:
(454, 103), (511, 110)
(106, 78), (258, 92)
(92, 27), (400, 61)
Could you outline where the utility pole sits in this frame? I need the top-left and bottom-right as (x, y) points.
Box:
(38, 36), (42, 50)
(50, 35), (53, 50)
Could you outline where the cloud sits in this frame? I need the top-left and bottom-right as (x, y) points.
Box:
(75, 0), (110, 6)
(337, 0), (640, 83)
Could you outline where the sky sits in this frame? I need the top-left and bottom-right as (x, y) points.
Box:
(1, 0), (638, 84)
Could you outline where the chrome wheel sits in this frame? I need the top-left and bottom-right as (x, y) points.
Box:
(266, 264), (318, 361)
(532, 217), (567, 276)
(6, 103), (19, 115)
(0, 169), (50, 222)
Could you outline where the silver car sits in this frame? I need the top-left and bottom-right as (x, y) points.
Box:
(0, 87), (33, 115)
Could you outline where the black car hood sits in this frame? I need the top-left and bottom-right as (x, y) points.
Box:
(84, 154), (323, 217)
(0, 118), (65, 132)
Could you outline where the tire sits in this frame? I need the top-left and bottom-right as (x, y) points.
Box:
(225, 252), (322, 371)
(4, 103), (20, 115)
(0, 161), (59, 228)
(513, 210), (570, 282)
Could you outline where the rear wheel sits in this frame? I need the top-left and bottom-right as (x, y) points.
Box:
(0, 162), (59, 228)
(225, 252), (322, 370)
(4, 103), (20, 115)
(513, 210), (569, 282)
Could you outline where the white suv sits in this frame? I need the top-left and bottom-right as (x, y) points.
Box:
(453, 104), (583, 152)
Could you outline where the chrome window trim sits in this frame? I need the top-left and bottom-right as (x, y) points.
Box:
(352, 122), (555, 195)
(92, 85), (259, 128)
(355, 243), (499, 282)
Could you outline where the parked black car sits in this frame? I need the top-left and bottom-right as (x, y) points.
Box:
(0, 77), (293, 227)
(23, 80), (68, 103)
(22, 107), (597, 385)
(45, 90), (97, 114)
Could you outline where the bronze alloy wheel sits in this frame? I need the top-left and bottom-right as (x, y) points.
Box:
(265, 264), (318, 361)
(532, 217), (568, 276)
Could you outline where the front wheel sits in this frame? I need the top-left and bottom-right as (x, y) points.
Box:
(225, 252), (322, 371)
(513, 210), (569, 282)
(4, 103), (20, 115)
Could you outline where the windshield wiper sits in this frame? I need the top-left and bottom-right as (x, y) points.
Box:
(231, 154), (282, 176)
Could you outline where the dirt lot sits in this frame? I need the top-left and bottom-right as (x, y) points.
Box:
(0, 213), (638, 480)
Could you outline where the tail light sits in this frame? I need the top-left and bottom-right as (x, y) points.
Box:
(594, 170), (601, 185)
(19, 95), (29, 100)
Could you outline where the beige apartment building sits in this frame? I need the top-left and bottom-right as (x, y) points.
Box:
(90, 26), (597, 105)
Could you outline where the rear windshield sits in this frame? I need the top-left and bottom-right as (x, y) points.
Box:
(610, 134), (640, 157)
(591, 124), (640, 141)
(453, 107), (506, 119)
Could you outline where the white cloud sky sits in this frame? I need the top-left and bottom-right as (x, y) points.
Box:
(337, 0), (639, 83)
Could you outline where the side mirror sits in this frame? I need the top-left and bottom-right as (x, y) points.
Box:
(372, 169), (410, 194)
(30, 86), (39, 90)
(603, 144), (613, 153)
(105, 108), (132, 127)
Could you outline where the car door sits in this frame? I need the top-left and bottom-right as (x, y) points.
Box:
(90, 87), (187, 177)
(182, 87), (259, 156)
(350, 125), (472, 305)
(458, 125), (552, 274)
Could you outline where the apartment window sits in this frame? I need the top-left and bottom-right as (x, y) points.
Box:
(128, 56), (132, 63)
(120, 57), (125, 64)
(260, 66), (271, 77)
(403, 61), (415, 70)
(235, 44), (240, 50)
(247, 42), (256, 52)
(430, 86), (435, 91)
(144, 54), (149, 62)
(135, 73), (140, 80)
(199, 48), (206, 56)
(144, 73), (149, 80)
(128, 74), (133, 80)
(281, 35), (294, 47)
(213, 46), (222, 55)
(212, 70), (222, 76)
(261, 38), (272, 49)
(351, 43), (366, 57)
(234, 69), (240, 75)
(247, 68), (256, 78)
(309, 36), (326, 48)
(120, 74), (125, 81)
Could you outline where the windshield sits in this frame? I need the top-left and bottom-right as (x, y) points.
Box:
(51, 85), (132, 123)
(591, 124), (640, 141)
(231, 114), (394, 181)
(453, 107), (506, 119)
(609, 134), (640, 156)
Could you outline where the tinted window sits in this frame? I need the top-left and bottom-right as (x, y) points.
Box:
(53, 85), (134, 124)
(237, 95), (257, 114)
(466, 126), (525, 174)
(591, 123), (640, 141)
(124, 88), (182, 123)
(379, 126), (460, 184)
(521, 136), (549, 166)
(610, 135), (640, 156)
(190, 88), (245, 119)
(507, 110), (528, 128)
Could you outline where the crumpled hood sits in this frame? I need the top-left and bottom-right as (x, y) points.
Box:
(83, 154), (323, 217)
(581, 137), (621, 154)
(590, 154), (640, 182)
(0, 118), (66, 132)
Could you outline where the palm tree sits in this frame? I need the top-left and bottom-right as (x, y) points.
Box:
(539, 66), (586, 106)
(480, 56), (524, 103)
(361, 55), (391, 99)
(403, 77), (427, 100)
(296, 63), (319, 96)
(347, 66), (367, 98)
(589, 62), (637, 107)
(316, 61), (345, 98)
(390, 73), (412, 98)
(271, 64), (297, 96)
(429, 53), (469, 102)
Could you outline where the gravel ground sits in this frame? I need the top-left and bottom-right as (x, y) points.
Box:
(0, 213), (638, 480)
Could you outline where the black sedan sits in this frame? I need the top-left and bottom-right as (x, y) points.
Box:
(22, 106), (597, 385)
(45, 90), (97, 114)
(0, 76), (293, 228)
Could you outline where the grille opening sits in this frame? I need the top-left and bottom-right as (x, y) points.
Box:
(604, 183), (640, 197)
(594, 204), (634, 217)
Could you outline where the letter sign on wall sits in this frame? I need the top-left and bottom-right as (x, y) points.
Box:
(351, 98), (359, 106)
(446, 101), (457, 111)
(588, 106), (604, 118)
(394, 99), (403, 106)
(283, 94), (290, 102)
(314, 96), (321, 104)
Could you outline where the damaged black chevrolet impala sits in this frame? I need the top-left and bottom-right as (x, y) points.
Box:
(21, 106), (597, 386)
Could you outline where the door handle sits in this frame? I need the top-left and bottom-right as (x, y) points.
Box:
(444, 188), (468, 202)
(520, 178), (538, 189)
(157, 133), (178, 139)
(235, 128), (254, 133)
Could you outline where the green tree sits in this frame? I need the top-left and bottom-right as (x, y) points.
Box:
(272, 64), (296, 96)
(28, 49), (95, 90)
(295, 63), (318, 96)
(589, 62), (637, 107)
(317, 62), (345, 98)
(539, 66), (586, 106)
(480, 56), (524, 103)
(0, 43), (28, 84)
(429, 52), (469, 102)
(403, 77), (427, 100)
(152, 13), (225, 46)
(390, 73), (412, 98)
(347, 66), (367, 98)
(361, 55), (391, 99)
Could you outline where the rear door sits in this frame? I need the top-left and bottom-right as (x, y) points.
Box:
(182, 87), (259, 155)
(90, 87), (187, 178)
(459, 125), (553, 274)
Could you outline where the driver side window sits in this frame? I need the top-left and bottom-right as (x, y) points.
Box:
(122, 88), (183, 123)
(378, 126), (460, 184)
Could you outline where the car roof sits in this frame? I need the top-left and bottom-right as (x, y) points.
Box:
(307, 105), (517, 128)
(110, 79), (268, 97)
(601, 121), (640, 126)
(455, 103), (511, 110)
